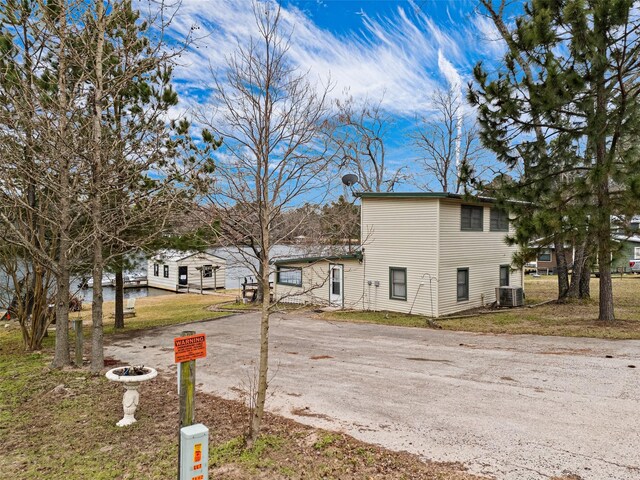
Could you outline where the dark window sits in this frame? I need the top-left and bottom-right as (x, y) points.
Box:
(389, 267), (407, 300)
(500, 265), (510, 287)
(457, 268), (469, 301)
(490, 208), (509, 232)
(331, 267), (341, 295)
(163, 265), (169, 278)
(153, 264), (159, 277)
(538, 249), (552, 262)
(203, 265), (213, 278)
(276, 267), (302, 287)
(461, 205), (483, 231)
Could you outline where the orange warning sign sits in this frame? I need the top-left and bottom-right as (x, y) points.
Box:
(193, 443), (202, 463)
(174, 334), (207, 363)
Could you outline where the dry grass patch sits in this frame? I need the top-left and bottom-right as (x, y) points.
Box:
(73, 292), (235, 334)
(323, 275), (640, 339)
(0, 328), (485, 480)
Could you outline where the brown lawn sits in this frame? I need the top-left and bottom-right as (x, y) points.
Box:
(324, 274), (640, 339)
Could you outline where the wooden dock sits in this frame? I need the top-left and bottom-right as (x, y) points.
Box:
(241, 276), (274, 302)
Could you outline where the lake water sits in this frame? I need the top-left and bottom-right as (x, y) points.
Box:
(1, 244), (343, 307)
(211, 244), (338, 289)
(74, 285), (173, 304)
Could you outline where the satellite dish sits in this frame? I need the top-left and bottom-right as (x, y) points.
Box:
(341, 174), (359, 187)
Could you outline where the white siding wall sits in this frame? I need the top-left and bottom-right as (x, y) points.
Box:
(274, 259), (364, 307)
(342, 260), (367, 310)
(147, 254), (226, 291)
(360, 198), (439, 316)
(437, 200), (522, 316)
(179, 254), (226, 289)
(147, 260), (179, 291)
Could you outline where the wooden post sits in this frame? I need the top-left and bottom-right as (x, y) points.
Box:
(73, 319), (83, 367)
(179, 359), (196, 426)
(178, 330), (196, 479)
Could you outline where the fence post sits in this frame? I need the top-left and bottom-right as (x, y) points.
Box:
(177, 330), (196, 479)
(73, 319), (83, 367)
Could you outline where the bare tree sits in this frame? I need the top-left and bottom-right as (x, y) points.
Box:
(412, 88), (487, 193)
(0, 0), (97, 365)
(333, 95), (407, 192)
(197, 2), (333, 444)
(0, 1), (60, 351)
(0, 0), (193, 368)
(321, 196), (360, 251)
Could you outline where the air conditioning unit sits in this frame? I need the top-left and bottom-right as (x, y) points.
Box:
(496, 286), (524, 307)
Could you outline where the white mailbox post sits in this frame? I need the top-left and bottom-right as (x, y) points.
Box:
(180, 423), (208, 480)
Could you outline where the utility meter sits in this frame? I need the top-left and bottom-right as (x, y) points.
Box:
(180, 423), (208, 480)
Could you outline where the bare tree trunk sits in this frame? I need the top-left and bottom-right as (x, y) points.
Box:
(597, 238), (614, 321)
(53, 264), (71, 367)
(255, 260), (264, 303)
(52, 4), (71, 368)
(594, 14), (614, 322)
(114, 268), (124, 329)
(554, 239), (569, 300)
(580, 260), (591, 299)
(90, 0), (106, 374)
(567, 243), (586, 298)
(90, 262), (104, 373)
(249, 252), (271, 445)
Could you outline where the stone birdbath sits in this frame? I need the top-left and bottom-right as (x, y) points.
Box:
(105, 365), (157, 427)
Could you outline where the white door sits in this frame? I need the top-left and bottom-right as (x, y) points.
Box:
(329, 264), (343, 307)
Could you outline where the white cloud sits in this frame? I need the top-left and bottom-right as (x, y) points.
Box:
(437, 49), (462, 91)
(471, 14), (508, 59)
(151, 0), (501, 120)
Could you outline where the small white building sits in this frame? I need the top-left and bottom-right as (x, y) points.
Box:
(274, 192), (523, 317)
(147, 250), (226, 292)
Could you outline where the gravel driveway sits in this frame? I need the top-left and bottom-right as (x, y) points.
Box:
(105, 312), (640, 480)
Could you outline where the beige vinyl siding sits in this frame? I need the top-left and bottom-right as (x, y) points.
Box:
(147, 253), (226, 291)
(274, 259), (364, 307)
(437, 200), (522, 316)
(360, 198), (439, 316)
(179, 254), (226, 289)
(342, 260), (366, 310)
(274, 262), (328, 305)
(147, 259), (179, 291)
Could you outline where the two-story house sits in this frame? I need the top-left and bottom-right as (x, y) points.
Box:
(273, 192), (523, 317)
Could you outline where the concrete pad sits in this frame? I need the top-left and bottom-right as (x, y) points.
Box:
(105, 313), (640, 480)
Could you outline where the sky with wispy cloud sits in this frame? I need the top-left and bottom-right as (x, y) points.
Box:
(163, 0), (513, 194)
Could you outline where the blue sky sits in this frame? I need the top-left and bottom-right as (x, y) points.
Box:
(163, 0), (513, 195)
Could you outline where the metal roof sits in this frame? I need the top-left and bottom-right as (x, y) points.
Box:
(354, 192), (499, 203)
(151, 249), (226, 263)
(272, 253), (362, 265)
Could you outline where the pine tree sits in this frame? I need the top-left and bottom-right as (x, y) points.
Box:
(470, 0), (640, 321)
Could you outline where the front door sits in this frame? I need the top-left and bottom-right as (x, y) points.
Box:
(178, 266), (188, 286)
(329, 264), (343, 307)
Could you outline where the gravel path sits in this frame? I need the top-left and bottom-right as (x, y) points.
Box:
(106, 312), (640, 480)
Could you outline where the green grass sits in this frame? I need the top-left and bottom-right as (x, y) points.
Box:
(313, 433), (341, 450)
(217, 301), (261, 311)
(323, 275), (640, 339)
(75, 293), (235, 334)
(211, 434), (283, 470)
(325, 310), (430, 328)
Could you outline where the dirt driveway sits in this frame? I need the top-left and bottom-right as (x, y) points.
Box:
(105, 312), (640, 480)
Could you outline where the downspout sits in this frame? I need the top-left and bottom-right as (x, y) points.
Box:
(409, 282), (423, 315)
